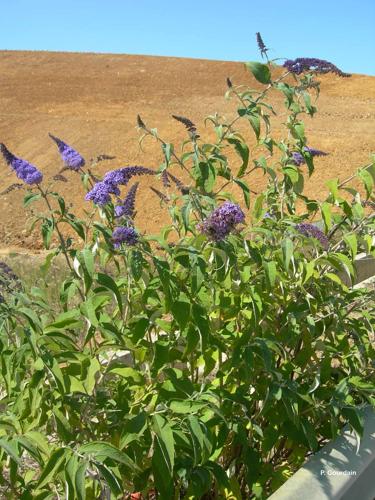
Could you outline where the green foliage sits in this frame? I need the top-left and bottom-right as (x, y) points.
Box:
(0, 45), (374, 500)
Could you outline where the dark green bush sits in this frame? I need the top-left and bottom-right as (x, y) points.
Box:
(0, 38), (374, 499)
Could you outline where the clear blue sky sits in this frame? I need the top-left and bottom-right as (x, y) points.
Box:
(1, 0), (374, 75)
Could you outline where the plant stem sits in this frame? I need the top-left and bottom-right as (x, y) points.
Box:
(37, 185), (85, 300)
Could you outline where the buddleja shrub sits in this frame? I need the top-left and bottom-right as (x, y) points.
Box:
(0, 35), (374, 499)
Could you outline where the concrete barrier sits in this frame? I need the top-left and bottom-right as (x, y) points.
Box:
(268, 407), (375, 500)
(339, 252), (375, 286)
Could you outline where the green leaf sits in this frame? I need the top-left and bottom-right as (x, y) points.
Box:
(253, 193), (265, 219)
(75, 461), (88, 500)
(187, 415), (207, 465)
(37, 448), (67, 489)
(245, 62), (271, 84)
(344, 233), (357, 259)
(25, 431), (50, 456)
(0, 438), (21, 464)
(68, 219), (86, 240)
(181, 201), (192, 232)
(187, 466), (211, 498)
(162, 143), (174, 164)
(234, 178), (250, 208)
(24, 192), (41, 207)
(171, 297), (191, 329)
(227, 138), (249, 177)
(44, 309), (81, 330)
(16, 436), (42, 464)
(248, 113), (261, 140)
(65, 454), (80, 499)
(359, 168), (374, 197)
(81, 248), (95, 278)
(130, 249), (146, 281)
(169, 400), (207, 414)
(152, 436), (174, 498)
(264, 260), (277, 288)
(301, 420), (319, 451)
(19, 307), (43, 332)
(78, 442), (140, 472)
(198, 161), (216, 193)
(281, 238), (293, 271)
(326, 179), (340, 200)
(53, 406), (73, 441)
(97, 273), (123, 314)
(95, 462), (122, 496)
(152, 415), (175, 498)
(342, 407), (364, 439)
(107, 366), (144, 384)
(82, 357), (101, 395)
(283, 166), (299, 183)
(154, 258), (174, 310)
(321, 202), (332, 231)
(41, 219), (54, 249)
(293, 122), (305, 140)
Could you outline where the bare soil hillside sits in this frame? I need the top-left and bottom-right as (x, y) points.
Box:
(1, 50), (375, 251)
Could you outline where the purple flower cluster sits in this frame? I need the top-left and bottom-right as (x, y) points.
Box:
(291, 147), (328, 166)
(85, 181), (120, 205)
(283, 58), (350, 77)
(103, 166), (155, 186)
(199, 201), (245, 241)
(296, 223), (329, 249)
(0, 143), (43, 185)
(85, 166), (155, 206)
(49, 134), (85, 171)
(112, 226), (139, 247)
(115, 182), (139, 218)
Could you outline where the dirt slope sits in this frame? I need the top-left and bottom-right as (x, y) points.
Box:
(0, 50), (375, 251)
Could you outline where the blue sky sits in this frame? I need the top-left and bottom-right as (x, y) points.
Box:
(1, 0), (374, 75)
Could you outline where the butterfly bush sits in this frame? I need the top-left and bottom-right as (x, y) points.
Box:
(1, 34), (374, 500)
(49, 133), (85, 170)
(0, 143), (43, 185)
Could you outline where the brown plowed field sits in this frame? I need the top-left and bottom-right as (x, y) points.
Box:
(1, 50), (375, 251)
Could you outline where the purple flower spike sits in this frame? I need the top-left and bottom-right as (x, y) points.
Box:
(49, 133), (85, 171)
(304, 147), (328, 157)
(0, 143), (43, 185)
(199, 201), (245, 241)
(85, 181), (120, 206)
(291, 147), (328, 166)
(283, 58), (350, 77)
(112, 226), (139, 247)
(161, 170), (171, 187)
(296, 222), (329, 249)
(256, 32), (268, 58)
(291, 152), (305, 166)
(103, 166), (155, 187)
(115, 182), (139, 218)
